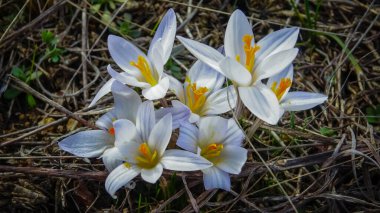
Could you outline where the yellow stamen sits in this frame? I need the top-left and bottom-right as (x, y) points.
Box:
(124, 162), (131, 168)
(236, 54), (241, 62)
(271, 78), (292, 100)
(185, 82), (209, 114)
(130, 56), (157, 86)
(242, 34), (260, 72)
(201, 143), (223, 163)
(185, 76), (191, 83)
(135, 143), (159, 169)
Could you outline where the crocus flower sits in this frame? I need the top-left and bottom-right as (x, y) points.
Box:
(265, 64), (328, 123)
(177, 116), (247, 191)
(168, 60), (237, 123)
(177, 9), (300, 124)
(89, 8), (176, 106)
(105, 109), (212, 198)
(59, 81), (190, 171)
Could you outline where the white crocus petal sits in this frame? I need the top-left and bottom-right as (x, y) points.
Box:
(177, 36), (224, 73)
(188, 60), (225, 92)
(177, 122), (199, 153)
(254, 48), (298, 83)
(89, 78), (114, 107)
(148, 8), (176, 63)
(59, 130), (112, 158)
(107, 65), (150, 88)
(161, 150), (212, 171)
(96, 110), (116, 130)
(216, 145), (247, 174)
(267, 64), (294, 101)
(224, 9), (253, 60)
(142, 76), (170, 100)
(148, 42), (164, 78)
(141, 164), (163, 184)
(136, 101), (155, 142)
(256, 27), (299, 64)
(238, 84), (281, 125)
(111, 81), (142, 121)
(108, 35), (146, 77)
(189, 113), (200, 123)
(148, 113), (172, 156)
(117, 141), (141, 164)
(202, 85), (237, 115)
(101, 147), (124, 171)
(219, 57), (252, 86)
(281, 92), (328, 111)
(105, 164), (140, 198)
(168, 75), (185, 102)
(198, 116), (228, 146)
(203, 167), (231, 191)
(113, 119), (138, 147)
(155, 100), (191, 129)
(222, 118), (244, 146)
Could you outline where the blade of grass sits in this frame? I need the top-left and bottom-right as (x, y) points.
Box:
(324, 33), (363, 75)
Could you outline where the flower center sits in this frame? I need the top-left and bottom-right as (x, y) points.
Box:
(201, 143), (223, 163)
(108, 127), (115, 135)
(135, 143), (159, 169)
(185, 82), (209, 114)
(271, 78), (292, 100)
(236, 34), (260, 73)
(130, 56), (157, 86)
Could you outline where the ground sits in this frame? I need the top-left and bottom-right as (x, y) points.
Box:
(0, 0), (380, 212)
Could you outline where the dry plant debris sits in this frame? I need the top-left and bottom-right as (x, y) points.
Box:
(0, 0), (379, 212)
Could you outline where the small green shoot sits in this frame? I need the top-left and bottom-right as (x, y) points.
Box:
(90, 0), (125, 13)
(365, 105), (380, 124)
(3, 66), (42, 108)
(118, 14), (141, 38)
(319, 127), (337, 137)
(165, 59), (182, 79)
(26, 93), (37, 108)
(290, 112), (295, 129)
(41, 30), (58, 46)
(41, 30), (63, 63)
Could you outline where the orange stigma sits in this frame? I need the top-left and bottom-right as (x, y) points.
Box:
(108, 127), (115, 135)
(201, 143), (224, 163)
(271, 78), (292, 100)
(185, 82), (209, 114)
(135, 143), (159, 169)
(241, 34), (260, 72)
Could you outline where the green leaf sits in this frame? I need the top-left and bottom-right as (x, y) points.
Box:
(11, 66), (26, 81)
(290, 112), (295, 129)
(365, 105), (380, 124)
(51, 55), (60, 63)
(165, 59), (183, 79)
(101, 10), (112, 25)
(109, 1), (115, 10)
(28, 71), (43, 81)
(41, 30), (60, 48)
(41, 30), (54, 44)
(320, 127), (337, 137)
(26, 94), (37, 108)
(90, 3), (101, 13)
(3, 87), (21, 100)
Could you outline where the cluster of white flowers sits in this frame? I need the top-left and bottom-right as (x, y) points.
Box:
(59, 8), (327, 198)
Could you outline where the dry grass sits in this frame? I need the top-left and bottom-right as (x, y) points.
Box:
(0, 0), (379, 212)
